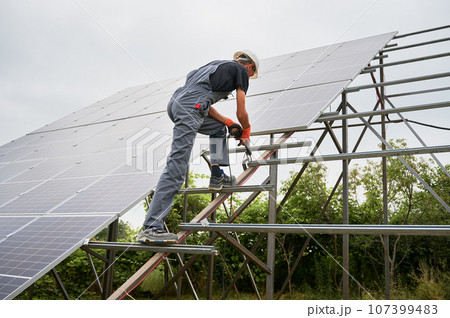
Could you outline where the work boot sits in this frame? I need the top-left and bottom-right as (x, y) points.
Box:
(137, 227), (178, 244)
(208, 171), (236, 191)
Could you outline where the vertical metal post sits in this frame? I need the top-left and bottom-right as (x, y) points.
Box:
(102, 219), (118, 299)
(266, 134), (278, 299)
(206, 193), (216, 300)
(183, 165), (189, 223)
(342, 93), (350, 300)
(27, 283), (35, 300)
(380, 56), (390, 299)
(177, 165), (190, 299)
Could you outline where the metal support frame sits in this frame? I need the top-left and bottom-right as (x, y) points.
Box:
(87, 241), (218, 255)
(220, 193), (262, 299)
(342, 93), (350, 299)
(178, 184), (274, 195)
(380, 55), (391, 301)
(249, 145), (450, 166)
(51, 268), (70, 300)
(206, 191), (215, 300)
(103, 26), (450, 301)
(102, 219), (118, 299)
(344, 72), (450, 93)
(178, 224), (450, 236)
(86, 251), (103, 294)
(317, 101), (450, 121)
(275, 101), (383, 299)
(266, 134), (278, 299)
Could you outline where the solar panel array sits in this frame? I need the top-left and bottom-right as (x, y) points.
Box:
(215, 32), (397, 133)
(0, 32), (395, 299)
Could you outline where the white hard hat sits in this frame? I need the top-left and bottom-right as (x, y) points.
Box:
(233, 49), (259, 79)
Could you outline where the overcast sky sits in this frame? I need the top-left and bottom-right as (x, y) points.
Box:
(1, 0), (449, 147)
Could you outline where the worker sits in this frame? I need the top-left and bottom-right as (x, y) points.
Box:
(138, 50), (259, 244)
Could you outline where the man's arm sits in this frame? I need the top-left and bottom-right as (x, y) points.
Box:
(235, 87), (250, 129)
(207, 105), (228, 124)
(207, 86), (249, 128)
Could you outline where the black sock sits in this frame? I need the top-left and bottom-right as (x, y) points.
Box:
(211, 165), (222, 178)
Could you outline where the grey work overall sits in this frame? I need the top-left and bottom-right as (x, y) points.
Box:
(144, 61), (232, 229)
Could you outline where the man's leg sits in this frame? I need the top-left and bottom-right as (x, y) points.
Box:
(139, 104), (202, 243)
(144, 123), (198, 229)
(198, 116), (236, 191)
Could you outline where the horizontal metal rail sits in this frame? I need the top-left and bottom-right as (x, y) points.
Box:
(277, 119), (403, 133)
(202, 141), (311, 155)
(386, 86), (450, 98)
(383, 37), (450, 52)
(179, 223), (450, 236)
(344, 72), (450, 93)
(317, 101), (450, 122)
(247, 145), (450, 166)
(373, 54), (389, 60)
(394, 25), (450, 39)
(365, 52), (450, 70)
(87, 241), (219, 255)
(178, 184), (274, 195)
(385, 43), (398, 48)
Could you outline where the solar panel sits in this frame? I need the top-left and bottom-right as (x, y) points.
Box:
(0, 159), (46, 183)
(0, 214), (116, 299)
(0, 217), (34, 239)
(217, 32), (396, 133)
(0, 177), (100, 215)
(0, 32), (396, 299)
(0, 276), (29, 300)
(50, 173), (160, 215)
(0, 182), (42, 207)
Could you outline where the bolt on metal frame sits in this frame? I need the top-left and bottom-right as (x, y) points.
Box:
(55, 25), (449, 301)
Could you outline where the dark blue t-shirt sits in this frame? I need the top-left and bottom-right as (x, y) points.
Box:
(209, 61), (249, 94)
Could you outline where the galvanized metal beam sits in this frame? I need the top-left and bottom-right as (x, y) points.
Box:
(365, 52), (450, 70)
(80, 245), (109, 263)
(217, 232), (271, 274)
(342, 94), (349, 300)
(51, 268), (70, 300)
(344, 72), (450, 93)
(102, 219), (118, 300)
(386, 86), (450, 98)
(383, 37), (450, 52)
(87, 241), (219, 255)
(178, 223), (450, 236)
(379, 58), (391, 300)
(394, 25), (450, 39)
(248, 145), (450, 166)
(178, 184), (274, 195)
(317, 101), (450, 121)
(266, 135), (278, 299)
(85, 251), (103, 294)
(202, 141), (311, 155)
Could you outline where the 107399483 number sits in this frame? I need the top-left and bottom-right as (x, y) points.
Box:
(368, 304), (438, 315)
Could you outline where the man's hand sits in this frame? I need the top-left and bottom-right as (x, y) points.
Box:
(238, 126), (251, 147)
(224, 118), (243, 138)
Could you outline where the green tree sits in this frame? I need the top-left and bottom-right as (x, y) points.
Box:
(348, 139), (449, 291)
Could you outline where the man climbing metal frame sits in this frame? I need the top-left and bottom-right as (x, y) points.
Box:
(137, 50), (259, 244)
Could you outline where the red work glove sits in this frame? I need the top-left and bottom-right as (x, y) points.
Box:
(224, 118), (236, 127)
(224, 118), (243, 138)
(238, 126), (251, 147)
